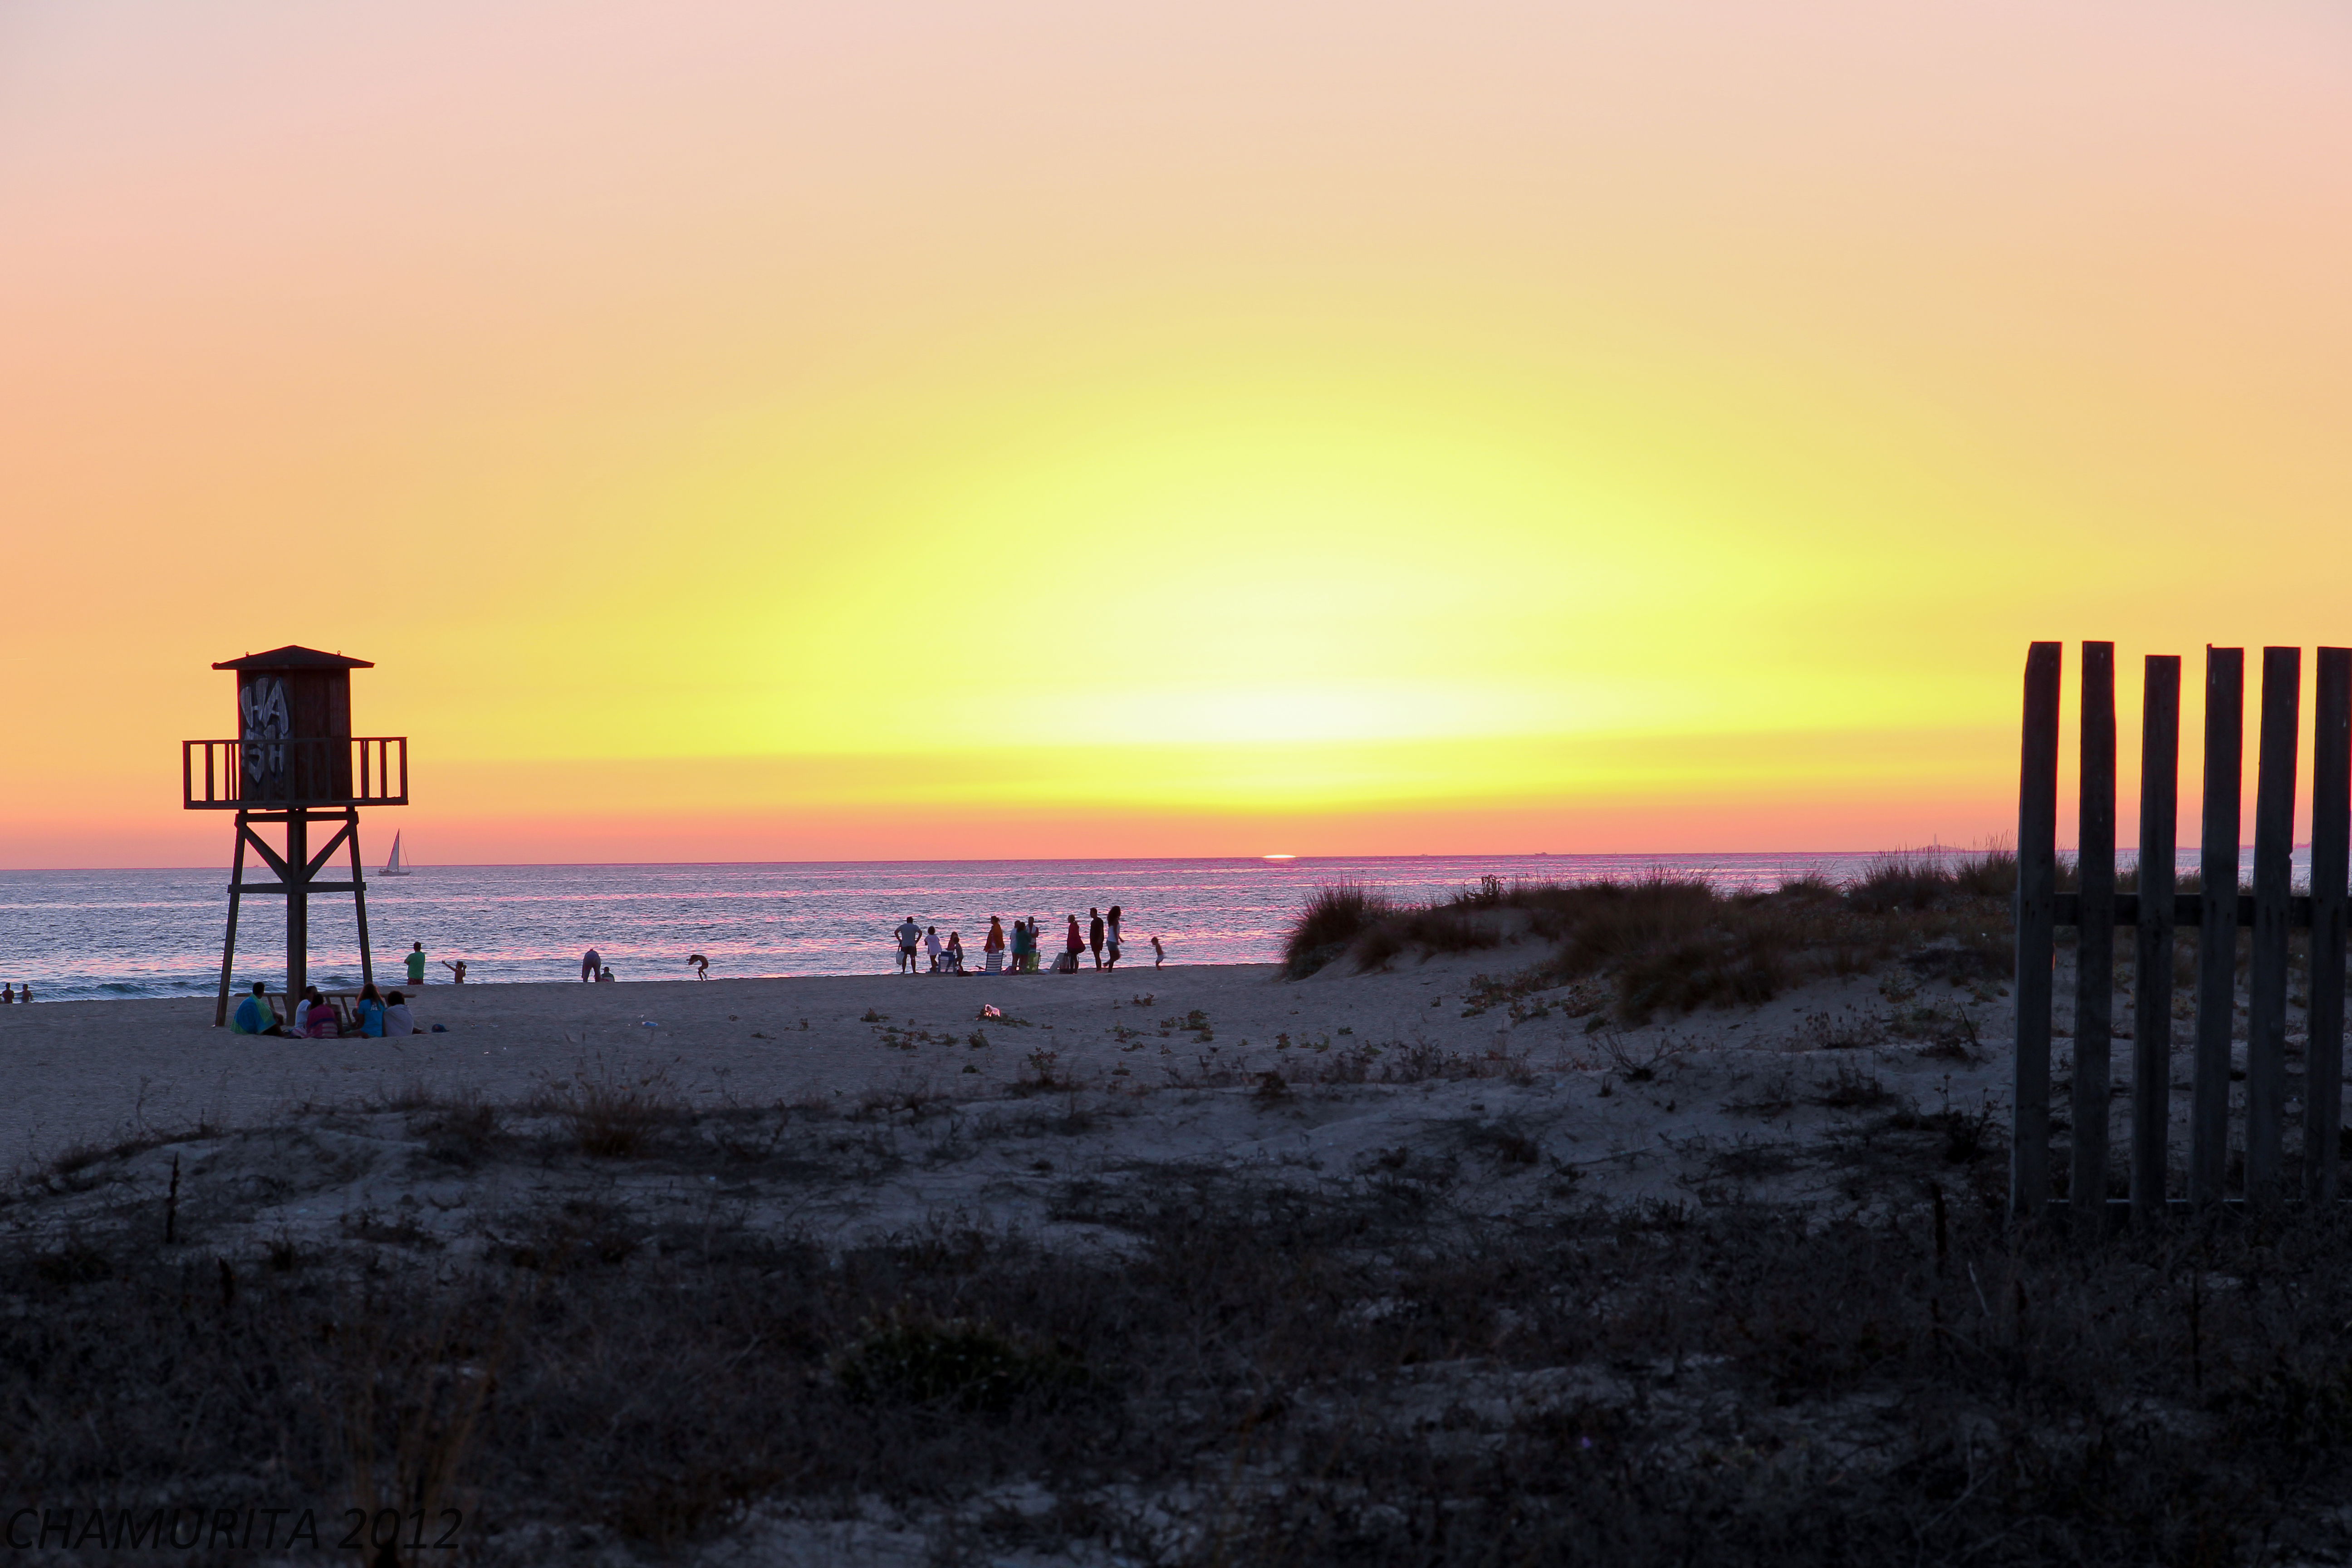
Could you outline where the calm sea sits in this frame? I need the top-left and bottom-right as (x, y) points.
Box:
(0, 849), (2288, 1002)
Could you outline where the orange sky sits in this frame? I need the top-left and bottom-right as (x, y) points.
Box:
(2, 1), (2347, 867)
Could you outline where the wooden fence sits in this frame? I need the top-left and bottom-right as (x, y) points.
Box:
(2014, 642), (2351, 1219)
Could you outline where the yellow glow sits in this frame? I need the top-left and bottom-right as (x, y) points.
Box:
(0, 0), (2346, 865)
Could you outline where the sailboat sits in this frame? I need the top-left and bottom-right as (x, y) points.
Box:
(380, 832), (413, 877)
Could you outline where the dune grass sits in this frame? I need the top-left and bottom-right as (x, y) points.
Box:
(12, 1116), (2352, 1565)
(1282, 849), (2021, 1020)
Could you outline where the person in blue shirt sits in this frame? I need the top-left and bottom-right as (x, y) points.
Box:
(356, 983), (387, 1039)
(229, 981), (286, 1036)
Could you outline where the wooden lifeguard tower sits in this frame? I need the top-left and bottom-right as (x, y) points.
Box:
(182, 647), (409, 1025)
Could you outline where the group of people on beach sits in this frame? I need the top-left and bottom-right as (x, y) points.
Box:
(0, 984), (30, 1004)
(894, 906), (1162, 975)
(226, 979), (427, 1039)
(200, 905), (1170, 1024)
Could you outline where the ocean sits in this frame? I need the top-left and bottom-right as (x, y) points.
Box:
(0, 848), (2292, 1002)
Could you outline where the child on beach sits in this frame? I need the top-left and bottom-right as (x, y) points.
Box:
(924, 926), (944, 972)
(383, 990), (420, 1035)
(1151, 935), (1165, 968)
(441, 959), (467, 983)
(946, 931), (965, 973)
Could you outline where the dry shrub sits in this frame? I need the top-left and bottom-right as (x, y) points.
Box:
(1283, 884), (1398, 977)
(1282, 858), (2018, 1025)
(834, 1308), (1093, 1414)
(534, 1062), (685, 1157)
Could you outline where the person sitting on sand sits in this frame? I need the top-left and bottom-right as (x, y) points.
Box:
(946, 931), (965, 974)
(300, 987), (340, 1039)
(441, 959), (468, 983)
(229, 980), (285, 1036)
(406, 942), (427, 986)
(688, 953), (710, 979)
(383, 990), (420, 1036)
(356, 983), (387, 1039)
(1151, 934), (1165, 968)
(598, 965), (615, 983)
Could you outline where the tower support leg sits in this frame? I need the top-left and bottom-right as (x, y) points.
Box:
(346, 809), (374, 990)
(287, 809), (309, 1005)
(213, 814), (251, 1027)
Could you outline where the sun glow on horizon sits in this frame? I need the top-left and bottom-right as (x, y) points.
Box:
(0, 0), (2346, 867)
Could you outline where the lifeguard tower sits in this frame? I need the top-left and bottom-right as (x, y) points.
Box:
(183, 647), (409, 1025)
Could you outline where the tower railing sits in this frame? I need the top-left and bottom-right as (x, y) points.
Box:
(181, 737), (409, 809)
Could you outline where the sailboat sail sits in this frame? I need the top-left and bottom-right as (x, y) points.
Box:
(381, 833), (411, 876)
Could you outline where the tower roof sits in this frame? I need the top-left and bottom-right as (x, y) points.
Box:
(211, 646), (374, 671)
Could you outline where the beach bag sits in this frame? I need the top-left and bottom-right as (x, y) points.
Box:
(1054, 951), (1079, 973)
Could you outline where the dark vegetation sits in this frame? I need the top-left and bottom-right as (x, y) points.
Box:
(11, 1127), (2352, 1566)
(1284, 853), (2024, 1020)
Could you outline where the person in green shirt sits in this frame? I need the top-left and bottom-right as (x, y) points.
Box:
(229, 981), (285, 1036)
(406, 942), (427, 985)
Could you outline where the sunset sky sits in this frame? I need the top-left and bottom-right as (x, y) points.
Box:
(3, 0), (2348, 867)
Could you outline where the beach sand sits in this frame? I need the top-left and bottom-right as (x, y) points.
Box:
(1, 941), (2037, 1220)
(6, 939), (2288, 1566)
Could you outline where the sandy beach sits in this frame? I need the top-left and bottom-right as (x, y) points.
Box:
(2, 938), (2029, 1216)
(16, 909), (2350, 1565)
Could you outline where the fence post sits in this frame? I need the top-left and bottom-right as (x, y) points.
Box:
(2013, 642), (2063, 1219)
(2308, 648), (2351, 1203)
(2245, 648), (2300, 1204)
(2193, 647), (2244, 1207)
(2132, 656), (2180, 1220)
(2071, 642), (2117, 1229)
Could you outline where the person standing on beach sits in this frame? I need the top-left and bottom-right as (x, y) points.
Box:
(1063, 915), (1085, 972)
(984, 917), (1006, 974)
(923, 926), (944, 973)
(580, 948), (601, 984)
(894, 916), (922, 974)
(1105, 905), (1123, 970)
(441, 959), (467, 983)
(1088, 908), (1106, 969)
(1150, 934), (1166, 968)
(406, 942), (427, 987)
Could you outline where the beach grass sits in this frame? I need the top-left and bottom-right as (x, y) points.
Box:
(1281, 850), (2023, 1019)
(10, 1105), (2352, 1564)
